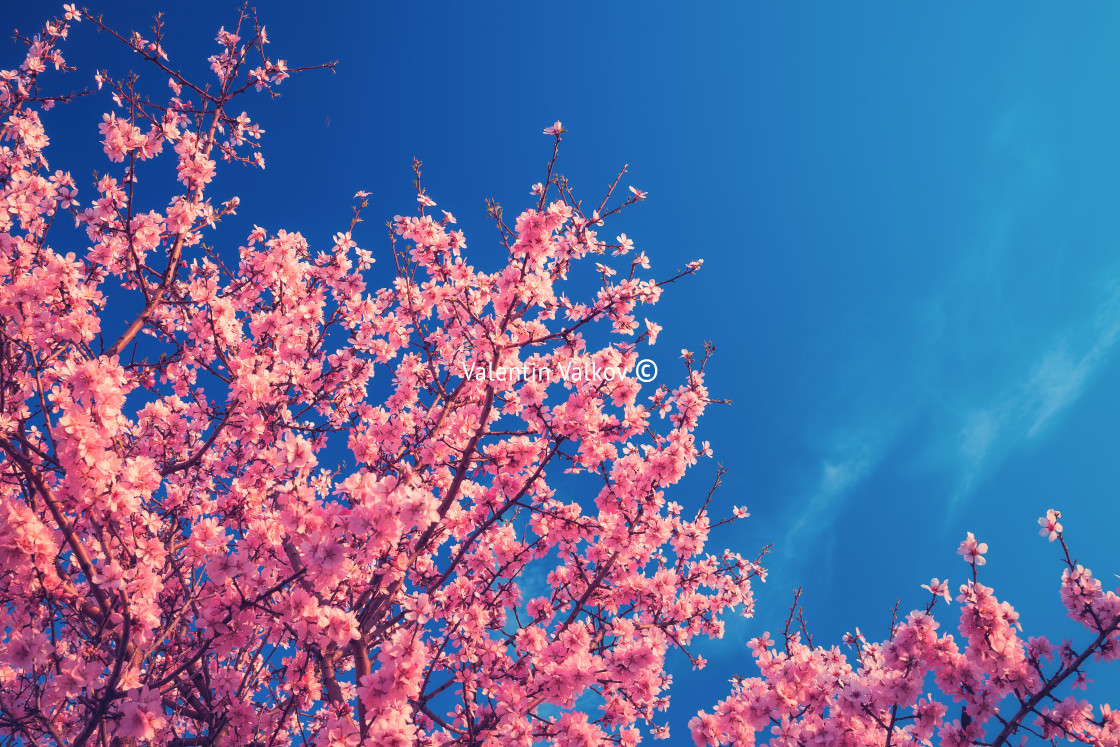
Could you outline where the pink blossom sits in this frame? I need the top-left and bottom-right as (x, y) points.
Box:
(1039, 508), (1063, 541)
(958, 531), (988, 566)
(922, 577), (952, 603)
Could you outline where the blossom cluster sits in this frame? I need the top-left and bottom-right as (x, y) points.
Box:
(691, 516), (1120, 746)
(0, 8), (751, 746)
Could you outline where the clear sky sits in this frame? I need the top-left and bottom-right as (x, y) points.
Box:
(10, 1), (1120, 740)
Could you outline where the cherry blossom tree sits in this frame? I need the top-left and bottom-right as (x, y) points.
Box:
(691, 512), (1120, 746)
(0, 7), (1117, 747)
(0, 8), (756, 746)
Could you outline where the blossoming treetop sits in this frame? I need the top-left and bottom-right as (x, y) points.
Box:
(1, 7), (756, 745)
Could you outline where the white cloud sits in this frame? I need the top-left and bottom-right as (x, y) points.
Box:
(783, 432), (882, 560)
(960, 409), (1000, 467)
(951, 281), (1120, 506)
(711, 431), (885, 653)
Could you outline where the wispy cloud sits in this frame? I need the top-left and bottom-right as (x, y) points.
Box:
(750, 99), (1118, 617)
(1029, 286), (1120, 434)
(713, 429), (885, 651)
(950, 280), (1120, 507)
(780, 430), (884, 571)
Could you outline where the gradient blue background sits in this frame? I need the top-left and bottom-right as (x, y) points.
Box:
(8, 2), (1120, 741)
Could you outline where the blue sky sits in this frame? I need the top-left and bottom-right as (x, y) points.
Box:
(10, 1), (1120, 740)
